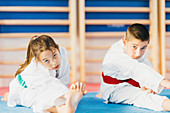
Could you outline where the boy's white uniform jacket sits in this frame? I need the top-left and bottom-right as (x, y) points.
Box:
(7, 47), (70, 113)
(100, 39), (165, 101)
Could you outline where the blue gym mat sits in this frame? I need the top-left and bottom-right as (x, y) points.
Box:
(1, 89), (170, 113)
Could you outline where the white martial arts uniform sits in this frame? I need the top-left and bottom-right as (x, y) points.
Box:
(7, 47), (70, 113)
(100, 39), (167, 111)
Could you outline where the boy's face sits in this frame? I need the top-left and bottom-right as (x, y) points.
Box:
(122, 37), (149, 59)
(39, 47), (61, 70)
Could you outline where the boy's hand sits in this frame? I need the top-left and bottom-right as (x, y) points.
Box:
(141, 86), (156, 94)
(160, 79), (170, 89)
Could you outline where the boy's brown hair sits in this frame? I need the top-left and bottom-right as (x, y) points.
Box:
(126, 23), (150, 43)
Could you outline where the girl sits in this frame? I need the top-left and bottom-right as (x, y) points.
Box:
(7, 35), (86, 113)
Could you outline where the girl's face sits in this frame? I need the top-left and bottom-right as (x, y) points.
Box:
(39, 47), (61, 70)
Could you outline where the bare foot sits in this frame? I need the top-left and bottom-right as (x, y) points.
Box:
(96, 93), (102, 98)
(66, 89), (83, 113)
(48, 90), (83, 113)
(49, 82), (86, 113)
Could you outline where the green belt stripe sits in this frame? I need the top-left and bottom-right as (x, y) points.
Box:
(17, 74), (28, 88)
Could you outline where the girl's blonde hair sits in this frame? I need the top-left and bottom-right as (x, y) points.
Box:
(15, 35), (59, 76)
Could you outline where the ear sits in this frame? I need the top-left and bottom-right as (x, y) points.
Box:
(122, 37), (127, 46)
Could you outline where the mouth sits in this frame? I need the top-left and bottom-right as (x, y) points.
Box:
(133, 56), (140, 59)
(53, 65), (60, 69)
(131, 55), (139, 59)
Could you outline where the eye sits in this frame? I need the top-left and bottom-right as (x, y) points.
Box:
(44, 59), (49, 63)
(141, 47), (146, 50)
(54, 54), (57, 58)
(133, 46), (137, 49)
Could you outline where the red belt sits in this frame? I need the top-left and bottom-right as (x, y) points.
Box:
(102, 72), (140, 88)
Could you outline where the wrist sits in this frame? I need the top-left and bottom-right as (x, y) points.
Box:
(160, 79), (166, 87)
(160, 79), (170, 88)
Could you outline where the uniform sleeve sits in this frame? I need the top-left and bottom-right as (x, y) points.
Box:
(137, 55), (153, 88)
(58, 47), (70, 86)
(140, 54), (152, 68)
(102, 50), (164, 94)
(7, 79), (19, 107)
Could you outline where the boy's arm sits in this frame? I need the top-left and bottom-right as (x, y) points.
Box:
(141, 56), (170, 93)
(139, 55), (155, 93)
(103, 52), (165, 94)
(124, 58), (164, 93)
(131, 61), (165, 94)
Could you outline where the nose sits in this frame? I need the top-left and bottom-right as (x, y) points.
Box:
(135, 48), (141, 58)
(49, 59), (56, 67)
(52, 60), (56, 66)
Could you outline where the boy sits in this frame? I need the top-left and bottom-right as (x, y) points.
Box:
(100, 23), (170, 111)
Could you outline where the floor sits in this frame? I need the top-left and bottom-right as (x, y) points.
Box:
(0, 83), (101, 96)
(0, 87), (9, 96)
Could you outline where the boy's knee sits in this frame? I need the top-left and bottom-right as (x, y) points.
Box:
(162, 99), (170, 111)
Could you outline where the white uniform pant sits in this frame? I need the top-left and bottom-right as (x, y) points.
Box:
(108, 84), (168, 111)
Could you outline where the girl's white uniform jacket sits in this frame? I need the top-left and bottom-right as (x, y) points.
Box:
(7, 47), (70, 113)
(100, 39), (165, 102)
